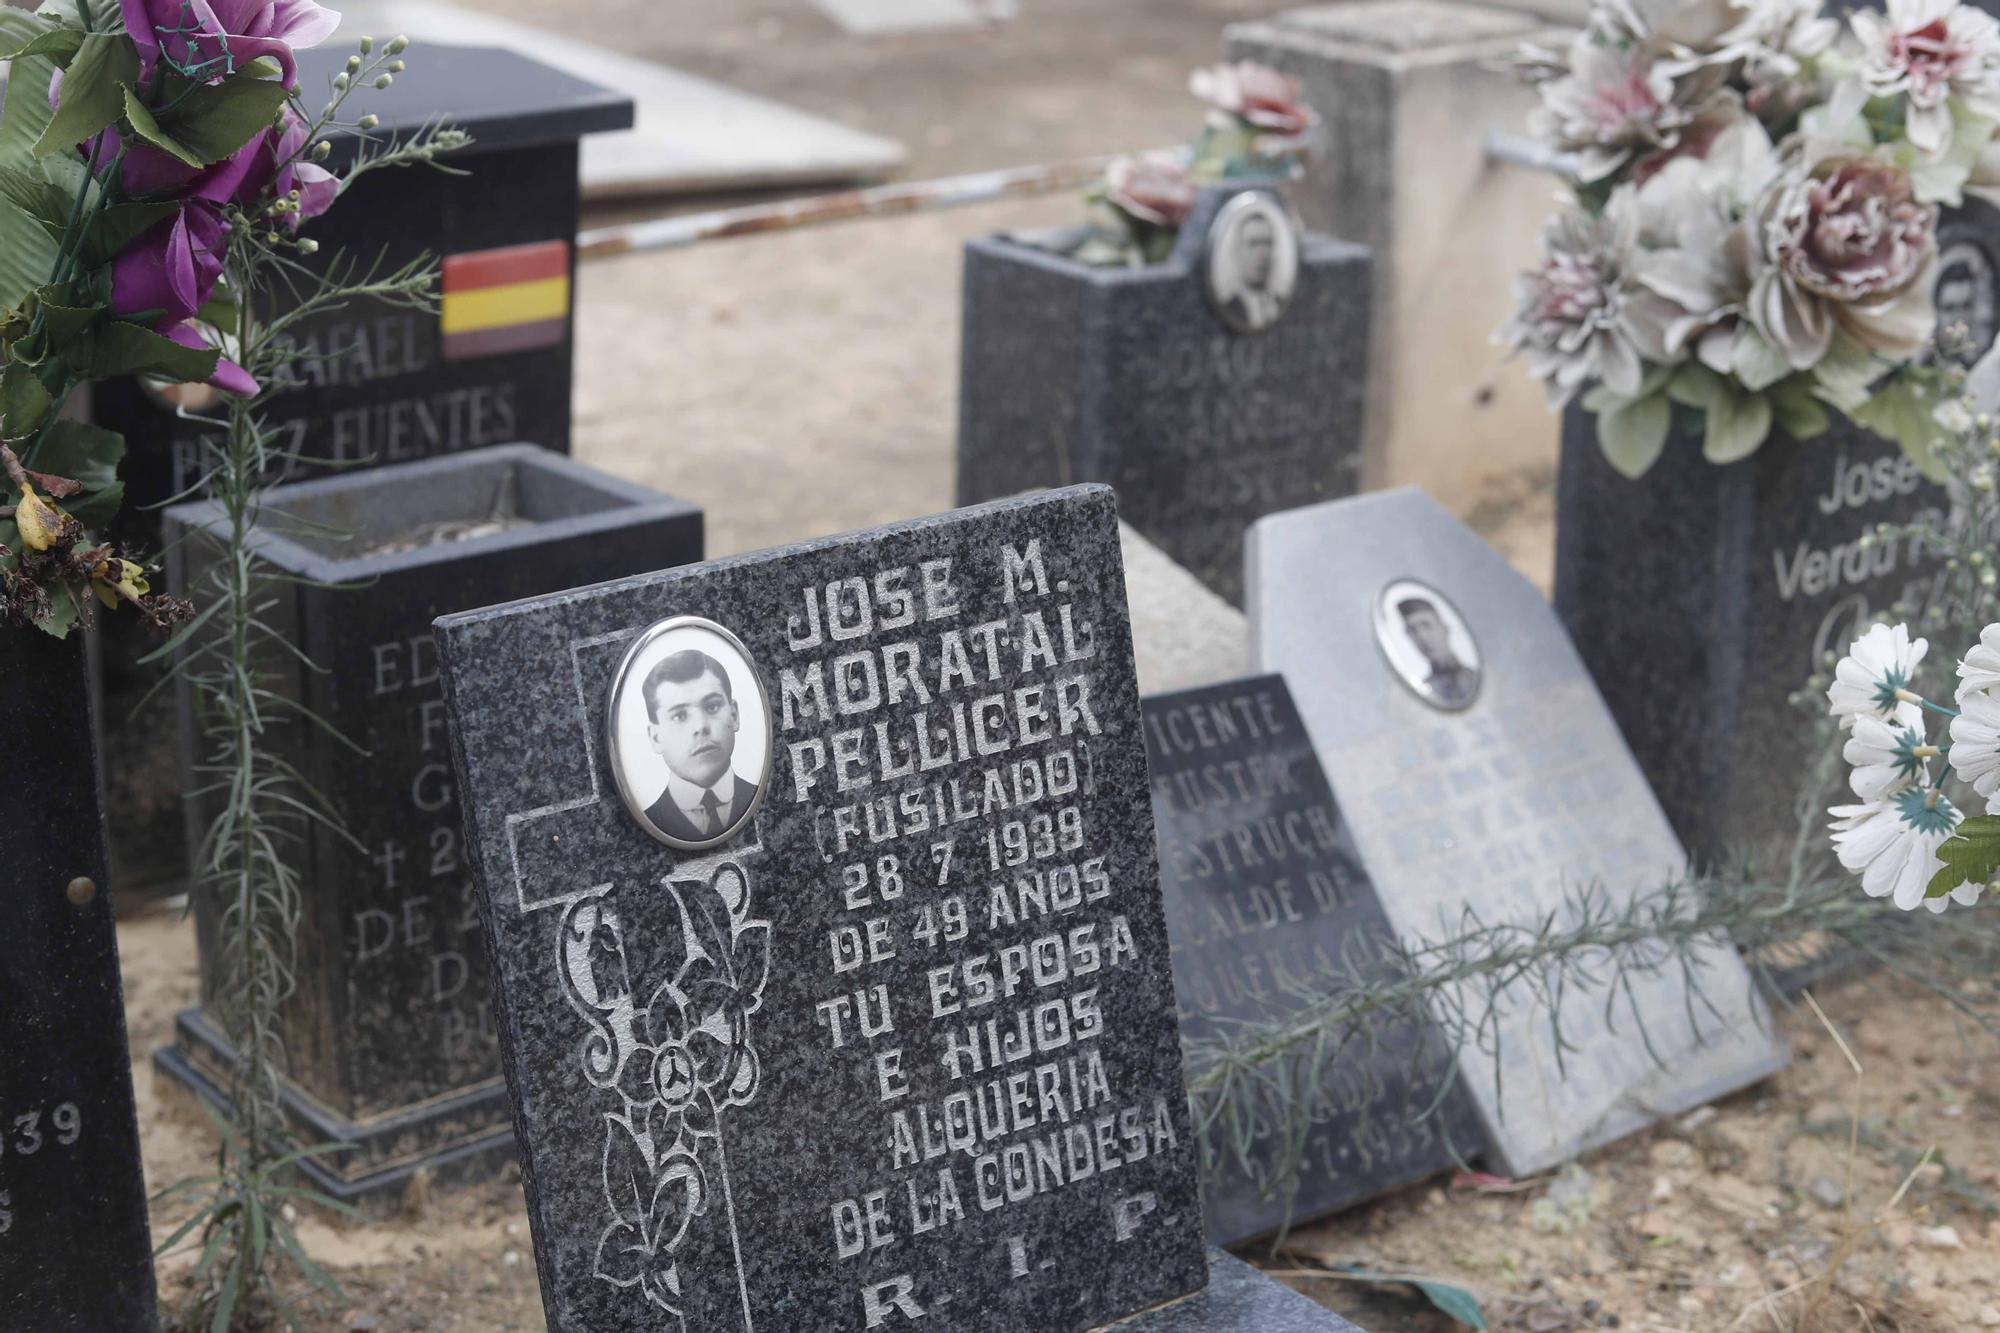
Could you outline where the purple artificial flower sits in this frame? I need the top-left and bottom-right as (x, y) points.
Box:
(111, 201), (228, 326)
(162, 321), (258, 396)
(121, 0), (341, 89)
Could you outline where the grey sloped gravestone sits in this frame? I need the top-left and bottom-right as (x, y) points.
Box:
(438, 486), (1362, 1330)
(156, 446), (703, 1207)
(956, 184), (1370, 606)
(1248, 489), (1790, 1177)
(1144, 675), (1479, 1243)
(0, 632), (158, 1331)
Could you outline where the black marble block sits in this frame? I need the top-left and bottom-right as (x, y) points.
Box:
(1556, 200), (2000, 870)
(92, 43), (633, 906)
(0, 630), (159, 1331)
(1555, 412), (1945, 870)
(155, 446), (702, 1207)
(955, 185), (1370, 607)
(1119, 1251), (1366, 1330)
(436, 486), (1211, 1331)
(1145, 676), (1477, 1244)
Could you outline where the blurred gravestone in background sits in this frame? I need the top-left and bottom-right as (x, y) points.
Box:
(957, 184), (1370, 607)
(1227, 3), (1570, 511)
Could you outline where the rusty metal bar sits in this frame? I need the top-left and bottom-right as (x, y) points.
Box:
(576, 154), (1130, 261)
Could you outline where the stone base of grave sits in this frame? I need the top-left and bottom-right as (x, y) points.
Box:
(1114, 1251), (1366, 1330)
(154, 1008), (515, 1210)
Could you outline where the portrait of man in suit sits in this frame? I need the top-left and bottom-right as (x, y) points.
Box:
(611, 618), (771, 851)
(1205, 191), (1298, 335)
(1374, 579), (1482, 713)
(641, 649), (761, 844)
(1397, 597), (1478, 710)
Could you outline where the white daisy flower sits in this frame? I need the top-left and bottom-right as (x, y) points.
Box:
(1851, 0), (2000, 159)
(1843, 713), (1936, 799)
(1949, 687), (2000, 812)
(1956, 622), (2000, 699)
(1827, 623), (1929, 728)
(1830, 787), (1963, 911)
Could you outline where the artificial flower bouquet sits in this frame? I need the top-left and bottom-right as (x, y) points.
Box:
(1502, 0), (2000, 478)
(1035, 61), (1315, 267)
(0, 0), (401, 636)
(1827, 619), (2000, 912)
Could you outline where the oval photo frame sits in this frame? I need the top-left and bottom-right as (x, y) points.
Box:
(606, 615), (773, 852)
(1203, 190), (1302, 336)
(1372, 578), (1483, 713)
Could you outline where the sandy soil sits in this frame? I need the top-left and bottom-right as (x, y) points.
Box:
(119, 872), (2000, 1333)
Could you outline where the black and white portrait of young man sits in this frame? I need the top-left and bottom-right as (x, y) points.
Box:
(609, 617), (771, 851)
(1373, 579), (1483, 713)
(1204, 190), (1300, 335)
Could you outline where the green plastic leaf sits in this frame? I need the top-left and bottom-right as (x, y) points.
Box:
(0, 166), (72, 240)
(31, 418), (123, 491)
(1, 25), (81, 65)
(32, 33), (139, 159)
(1666, 359), (1722, 409)
(1702, 384), (1773, 464)
(0, 16), (64, 311)
(1730, 327), (1791, 392)
(33, 577), (82, 639)
(195, 280), (238, 329)
(155, 76), (290, 166)
(1850, 374), (1949, 481)
(77, 200), (178, 268)
(1596, 391), (1671, 478)
(1769, 376), (1831, 440)
(81, 319), (218, 381)
(1330, 1266), (1489, 1330)
(36, 0), (126, 34)
(0, 362), (54, 438)
(119, 86), (203, 169)
(1929, 815), (2000, 899)
(64, 476), (121, 529)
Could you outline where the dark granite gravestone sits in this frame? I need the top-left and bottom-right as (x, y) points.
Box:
(1144, 675), (1478, 1243)
(0, 631), (159, 1331)
(1555, 202), (2000, 870)
(153, 446), (702, 1207)
(91, 42), (633, 906)
(436, 485), (1359, 1330)
(955, 185), (1370, 607)
(1249, 488), (1789, 1178)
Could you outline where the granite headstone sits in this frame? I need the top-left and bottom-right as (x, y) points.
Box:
(0, 631), (159, 1331)
(437, 486), (1362, 1330)
(1145, 676), (1477, 1243)
(1556, 201), (2000, 868)
(1250, 489), (1790, 1177)
(956, 185), (1371, 606)
(154, 446), (702, 1206)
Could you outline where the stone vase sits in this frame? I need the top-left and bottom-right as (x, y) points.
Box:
(1553, 403), (1946, 874)
(155, 444), (703, 1209)
(0, 628), (159, 1327)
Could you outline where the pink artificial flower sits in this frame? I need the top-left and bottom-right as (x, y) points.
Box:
(1103, 151), (1198, 228)
(120, 0), (341, 89)
(1852, 0), (2000, 157)
(1188, 61), (1314, 137)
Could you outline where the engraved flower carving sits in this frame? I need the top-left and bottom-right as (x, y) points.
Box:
(594, 1115), (706, 1314)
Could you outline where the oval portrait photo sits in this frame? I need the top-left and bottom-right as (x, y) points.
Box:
(607, 616), (772, 852)
(1373, 579), (1482, 712)
(1204, 190), (1300, 335)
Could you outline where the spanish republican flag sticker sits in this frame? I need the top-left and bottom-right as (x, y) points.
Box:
(440, 240), (572, 361)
